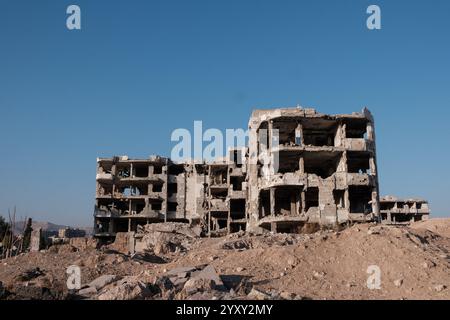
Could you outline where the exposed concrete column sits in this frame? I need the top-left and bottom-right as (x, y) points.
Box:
(270, 187), (275, 217)
(268, 120), (274, 176)
(271, 222), (277, 232)
(298, 155), (304, 174)
(290, 193), (296, 216)
(367, 122), (374, 141)
(301, 190), (306, 214)
(344, 189), (350, 210)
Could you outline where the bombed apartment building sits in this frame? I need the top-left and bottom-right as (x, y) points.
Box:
(94, 151), (248, 239)
(380, 196), (430, 224)
(94, 106), (428, 239)
(246, 107), (380, 233)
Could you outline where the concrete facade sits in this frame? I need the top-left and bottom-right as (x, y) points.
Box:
(380, 195), (430, 225)
(93, 106), (428, 239)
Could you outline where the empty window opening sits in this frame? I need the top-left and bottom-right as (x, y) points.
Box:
(153, 165), (163, 174)
(151, 201), (162, 211)
(230, 223), (246, 233)
(276, 222), (302, 234)
(302, 119), (337, 147)
(114, 219), (128, 233)
(349, 186), (372, 214)
(231, 150), (243, 167)
(152, 183), (163, 192)
(347, 151), (371, 174)
(345, 120), (368, 139)
(259, 189), (270, 218)
(230, 199), (246, 219)
(99, 163), (112, 174)
(230, 176), (244, 191)
(169, 164), (184, 175)
(98, 184), (113, 196)
(211, 168), (227, 185)
(168, 202), (178, 212)
(305, 187), (319, 211)
(392, 213), (412, 223)
(380, 202), (395, 211)
(304, 152), (341, 179)
(278, 151), (300, 173)
(117, 166), (130, 178)
(275, 186), (302, 216)
(333, 190), (345, 208)
(210, 189), (227, 198)
(134, 165), (149, 178)
(273, 120), (298, 146)
(396, 203), (404, 209)
(416, 203), (422, 209)
(131, 201), (145, 215)
(168, 183), (177, 196)
(216, 219), (227, 230)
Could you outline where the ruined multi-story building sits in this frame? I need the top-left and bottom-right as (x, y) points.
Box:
(94, 106), (427, 240)
(380, 195), (430, 224)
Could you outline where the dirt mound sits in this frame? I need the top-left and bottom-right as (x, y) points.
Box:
(0, 221), (449, 300)
(410, 218), (450, 238)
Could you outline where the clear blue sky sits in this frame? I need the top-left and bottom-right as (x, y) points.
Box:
(0, 0), (449, 226)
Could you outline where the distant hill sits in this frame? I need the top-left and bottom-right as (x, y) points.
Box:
(12, 220), (93, 236)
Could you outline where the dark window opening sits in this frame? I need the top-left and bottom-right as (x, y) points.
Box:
(275, 186), (302, 216)
(117, 166), (130, 178)
(168, 183), (177, 196)
(169, 164), (184, 175)
(230, 176), (244, 191)
(392, 213), (411, 223)
(230, 199), (246, 219)
(305, 187), (319, 211)
(168, 202), (178, 212)
(153, 165), (163, 174)
(134, 166), (149, 178)
(349, 186), (372, 214)
(151, 201), (162, 211)
(333, 190), (345, 208)
(302, 120), (337, 147)
(380, 202), (395, 211)
(230, 223), (246, 233)
(211, 168), (227, 184)
(345, 120), (368, 139)
(416, 203), (422, 209)
(347, 151), (371, 174)
(231, 150), (243, 167)
(277, 151), (300, 173)
(114, 219), (128, 233)
(304, 152), (341, 179)
(259, 190), (270, 218)
(152, 183), (163, 192)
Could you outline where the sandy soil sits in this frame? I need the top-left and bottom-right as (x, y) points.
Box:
(0, 219), (449, 300)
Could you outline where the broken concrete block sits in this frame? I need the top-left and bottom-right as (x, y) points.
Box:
(88, 275), (120, 291)
(78, 286), (97, 296)
(247, 288), (271, 300)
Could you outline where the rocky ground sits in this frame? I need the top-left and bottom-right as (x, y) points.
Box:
(0, 219), (449, 300)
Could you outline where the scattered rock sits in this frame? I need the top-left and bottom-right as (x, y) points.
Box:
(88, 275), (120, 291)
(394, 279), (403, 287)
(236, 267), (245, 272)
(16, 268), (45, 282)
(247, 288), (271, 300)
(422, 261), (436, 269)
(434, 285), (446, 292)
(97, 277), (152, 300)
(78, 286), (97, 297)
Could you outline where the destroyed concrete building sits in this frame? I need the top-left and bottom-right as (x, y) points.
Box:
(94, 106), (428, 239)
(380, 196), (430, 224)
